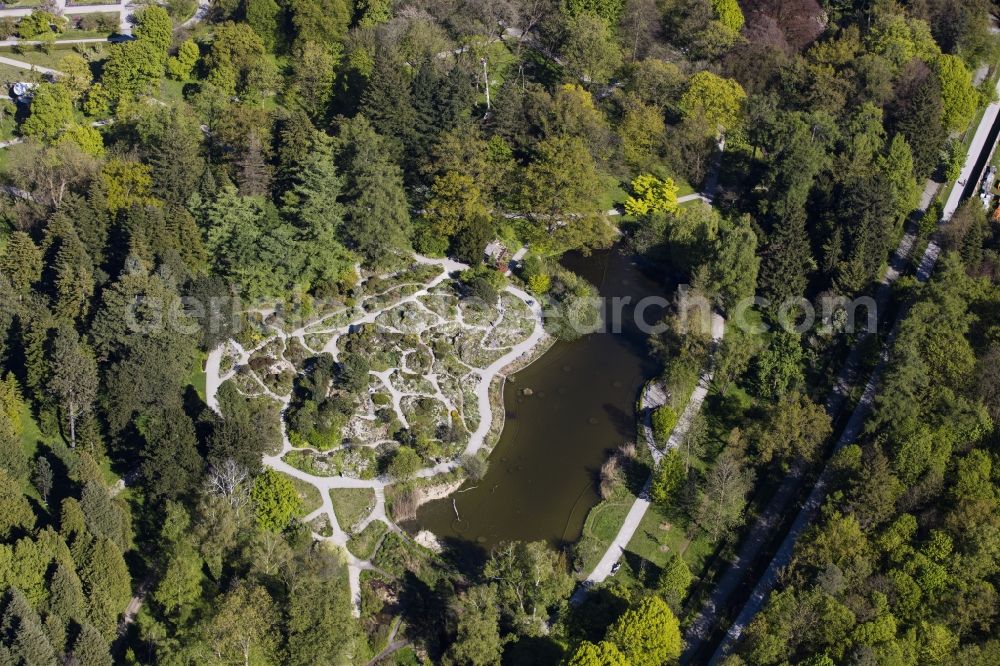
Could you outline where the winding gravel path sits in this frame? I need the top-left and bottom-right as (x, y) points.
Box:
(204, 254), (546, 614)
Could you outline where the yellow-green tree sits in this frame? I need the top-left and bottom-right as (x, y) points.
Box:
(679, 71), (746, 137)
(251, 469), (302, 531)
(567, 640), (629, 666)
(607, 596), (682, 665)
(935, 54), (979, 131)
(562, 12), (622, 85)
(619, 99), (666, 168)
(712, 0), (744, 33)
(100, 159), (159, 213)
(207, 583), (279, 664)
(20, 83), (74, 143)
(625, 174), (679, 216)
(57, 124), (105, 157)
(419, 171), (489, 254)
(166, 39), (200, 81)
(57, 53), (92, 104)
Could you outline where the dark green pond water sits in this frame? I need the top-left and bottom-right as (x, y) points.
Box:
(414, 247), (667, 549)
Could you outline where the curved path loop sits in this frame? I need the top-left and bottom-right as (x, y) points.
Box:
(205, 254), (546, 615)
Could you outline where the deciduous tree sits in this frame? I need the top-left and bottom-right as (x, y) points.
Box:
(607, 595), (682, 665)
(251, 469), (301, 531)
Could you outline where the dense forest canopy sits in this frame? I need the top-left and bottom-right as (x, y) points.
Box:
(0, 0), (998, 663)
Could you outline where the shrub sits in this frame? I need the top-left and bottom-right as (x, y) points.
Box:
(651, 405), (678, 444)
(599, 455), (623, 500)
(95, 13), (119, 33)
(387, 446), (421, 480)
(251, 469), (302, 531)
(650, 450), (684, 505)
(388, 484), (418, 521)
(76, 15), (98, 32)
(527, 272), (551, 295)
(460, 454), (488, 482)
(459, 265), (505, 306)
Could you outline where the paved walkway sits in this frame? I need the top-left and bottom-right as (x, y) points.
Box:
(697, 71), (1000, 666)
(683, 176), (939, 664)
(942, 76), (1000, 219)
(571, 313), (724, 602)
(0, 36), (109, 47)
(0, 53), (63, 75)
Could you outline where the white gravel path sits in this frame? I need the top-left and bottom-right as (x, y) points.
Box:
(204, 253), (545, 615)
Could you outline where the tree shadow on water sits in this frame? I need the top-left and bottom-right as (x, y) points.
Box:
(437, 536), (490, 579)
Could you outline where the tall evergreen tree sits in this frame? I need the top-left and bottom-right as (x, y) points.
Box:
(358, 50), (416, 152)
(283, 140), (352, 289)
(46, 325), (98, 448)
(760, 211), (814, 306)
(0, 588), (57, 666)
(0, 469), (35, 539)
(69, 623), (111, 666)
(48, 562), (86, 625)
(892, 66), (947, 178)
(137, 403), (204, 503)
(80, 539), (131, 634)
(0, 233), (42, 298)
(147, 109), (206, 209)
(335, 117), (412, 266)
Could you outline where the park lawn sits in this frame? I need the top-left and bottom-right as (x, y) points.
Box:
(330, 487), (375, 533)
(158, 78), (186, 105)
(0, 143), (13, 172)
(624, 501), (713, 574)
(1, 43), (108, 70)
(282, 473), (322, 517)
(674, 177), (695, 197)
(57, 28), (115, 40)
(574, 498), (633, 575)
(0, 59), (41, 82)
(19, 403), (54, 465)
(583, 498), (632, 542)
(19, 403), (119, 490)
(186, 352), (206, 402)
(481, 39), (517, 103)
(388, 646), (421, 666)
(347, 520), (387, 559)
(596, 173), (627, 212)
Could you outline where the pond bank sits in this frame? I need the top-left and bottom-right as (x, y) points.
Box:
(414, 246), (671, 549)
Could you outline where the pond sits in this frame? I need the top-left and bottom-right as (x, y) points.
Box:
(414, 246), (669, 549)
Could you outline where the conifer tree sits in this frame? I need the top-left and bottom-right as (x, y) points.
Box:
(48, 562), (86, 625)
(0, 233), (42, 297)
(70, 623), (111, 666)
(1, 588), (57, 666)
(46, 325), (98, 448)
